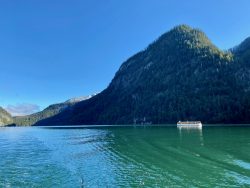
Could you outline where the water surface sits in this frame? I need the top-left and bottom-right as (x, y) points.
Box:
(0, 125), (250, 187)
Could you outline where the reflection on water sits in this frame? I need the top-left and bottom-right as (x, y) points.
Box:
(178, 126), (204, 146)
(0, 126), (250, 187)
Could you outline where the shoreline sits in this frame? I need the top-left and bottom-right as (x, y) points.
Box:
(2, 124), (250, 129)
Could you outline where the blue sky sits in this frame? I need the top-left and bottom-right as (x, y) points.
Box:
(1, 0), (250, 115)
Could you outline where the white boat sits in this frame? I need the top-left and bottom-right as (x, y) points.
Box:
(177, 121), (202, 127)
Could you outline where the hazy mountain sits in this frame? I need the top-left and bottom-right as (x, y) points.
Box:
(0, 107), (13, 126)
(14, 95), (96, 126)
(34, 25), (250, 125)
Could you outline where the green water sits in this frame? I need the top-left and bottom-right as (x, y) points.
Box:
(0, 126), (250, 187)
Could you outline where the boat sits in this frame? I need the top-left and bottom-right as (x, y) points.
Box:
(177, 121), (202, 127)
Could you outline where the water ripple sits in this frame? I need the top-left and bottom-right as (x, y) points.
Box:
(1, 126), (250, 187)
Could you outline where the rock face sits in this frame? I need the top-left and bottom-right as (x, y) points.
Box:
(0, 107), (13, 126)
(32, 25), (250, 125)
(14, 95), (96, 126)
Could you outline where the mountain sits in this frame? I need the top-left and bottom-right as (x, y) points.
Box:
(65, 95), (96, 103)
(13, 94), (96, 126)
(35, 25), (250, 125)
(0, 107), (13, 126)
(233, 37), (250, 65)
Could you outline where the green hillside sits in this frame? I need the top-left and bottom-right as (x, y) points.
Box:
(34, 25), (250, 125)
(0, 107), (13, 126)
(14, 96), (95, 126)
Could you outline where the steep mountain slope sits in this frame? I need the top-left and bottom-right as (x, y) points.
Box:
(14, 95), (96, 126)
(233, 37), (250, 65)
(0, 107), (13, 126)
(37, 25), (250, 125)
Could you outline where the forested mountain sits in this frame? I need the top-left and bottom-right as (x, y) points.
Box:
(233, 37), (250, 65)
(30, 25), (250, 125)
(14, 95), (96, 126)
(0, 107), (13, 126)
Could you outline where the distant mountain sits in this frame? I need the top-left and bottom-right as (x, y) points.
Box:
(13, 94), (96, 126)
(33, 25), (250, 125)
(65, 95), (97, 104)
(0, 107), (13, 126)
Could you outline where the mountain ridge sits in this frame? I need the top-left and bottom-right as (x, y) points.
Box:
(13, 94), (97, 126)
(16, 25), (250, 125)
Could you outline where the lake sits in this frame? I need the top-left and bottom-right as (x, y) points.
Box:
(0, 125), (250, 187)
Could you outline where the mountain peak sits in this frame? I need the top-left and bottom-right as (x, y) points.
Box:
(155, 24), (216, 51)
(171, 24), (193, 32)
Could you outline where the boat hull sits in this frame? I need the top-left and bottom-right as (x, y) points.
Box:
(177, 122), (202, 128)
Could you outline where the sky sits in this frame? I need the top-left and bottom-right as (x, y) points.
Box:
(1, 0), (250, 115)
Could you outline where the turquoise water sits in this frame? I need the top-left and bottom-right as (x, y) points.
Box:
(0, 126), (250, 187)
